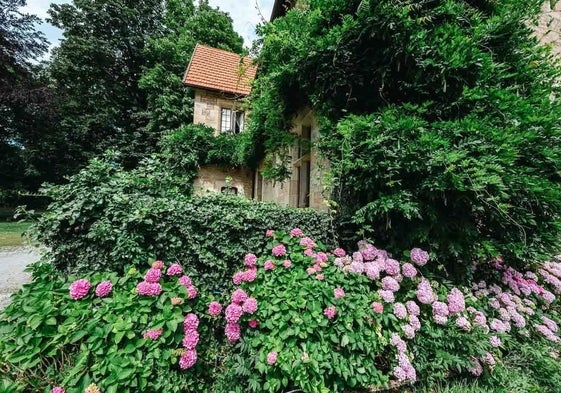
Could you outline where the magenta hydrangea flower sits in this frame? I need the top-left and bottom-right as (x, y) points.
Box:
(364, 262), (381, 280)
(243, 268), (257, 282)
(143, 328), (163, 340)
(265, 229), (274, 237)
(144, 268), (162, 283)
(225, 323), (241, 342)
(264, 260), (275, 270)
(248, 319), (259, 328)
(186, 286), (198, 299)
(152, 260), (164, 269)
(178, 275), (192, 287)
(401, 263), (417, 278)
(136, 281), (162, 297)
(323, 306), (337, 319)
(306, 267), (316, 275)
(232, 271), (244, 285)
(244, 253), (257, 267)
(208, 301), (222, 316)
(316, 274), (325, 281)
(372, 302), (384, 314)
(381, 276), (400, 292)
(304, 248), (315, 257)
(334, 287), (346, 299)
(282, 259), (292, 268)
(95, 280), (112, 297)
(300, 237), (316, 249)
(166, 263), (183, 276)
(333, 248), (346, 257)
(267, 351), (278, 365)
(231, 288), (248, 305)
(447, 288), (465, 314)
(410, 248), (429, 266)
(316, 252), (329, 263)
(272, 244), (287, 257)
(69, 279), (91, 300)
(179, 349), (197, 369)
(51, 387), (65, 393)
(290, 228), (304, 237)
(393, 303), (407, 319)
(183, 313), (199, 331)
(225, 303), (243, 323)
(182, 329), (200, 349)
(242, 297), (258, 314)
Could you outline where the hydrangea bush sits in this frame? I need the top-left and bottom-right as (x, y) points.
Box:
(1, 230), (560, 392)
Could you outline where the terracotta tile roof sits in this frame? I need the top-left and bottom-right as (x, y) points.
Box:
(183, 44), (257, 96)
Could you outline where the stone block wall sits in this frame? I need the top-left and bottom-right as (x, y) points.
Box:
(537, 1), (561, 54)
(193, 89), (248, 135)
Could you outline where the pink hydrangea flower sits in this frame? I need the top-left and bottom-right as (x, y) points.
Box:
(272, 244), (287, 257)
(390, 333), (407, 353)
(372, 302), (384, 314)
(232, 271), (244, 285)
(178, 275), (192, 287)
(432, 301), (449, 317)
(282, 259), (292, 268)
(489, 336), (501, 348)
(242, 297), (258, 314)
(447, 288), (465, 314)
(136, 281), (162, 297)
(306, 267), (316, 275)
(405, 301), (420, 316)
(542, 316), (559, 333)
(384, 259), (400, 276)
(490, 318), (508, 333)
(304, 248), (315, 257)
(410, 248), (429, 266)
(225, 304), (243, 323)
(468, 358), (483, 376)
(248, 319), (259, 328)
(182, 329), (200, 349)
(316, 274), (325, 281)
(243, 268), (257, 282)
(183, 313), (199, 331)
(152, 260), (164, 269)
(166, 263), (183, 276)
(534, 324), (560, 342)
(179, 349), (197, 369)
(208, 301), (222, 316)
(264, 260), (275, 270)
(323, 306), (337, 319)
(265, 229), (274, 237)
(402, 324), (415, 339)
(456, 316), (471, 331)
(333, 248), (346, 257)
(225, 323), (241, 342)
(381, 276), (400, 292)
(52, 387), (65, 393)
(393, 303), (407, 319)
(144, 268), (161, 283)
(290, 228), (303, 237)
(231, 289), (248, 305)
(378, 289), (395, 303)
(482, 353), (496, 367)
(334, 287), (346, 299)
(244, 253), (257, 267)
(267, 351), (278, 365)
(300, 237), (316, 249)
(69, 279), (91, 300)
(364, 262), (381, 280)
(416, 279), (437, 304)
(401, 263), (417, 278)
(95, 280), (112, 297)
(409, 315), (421, 331)
(186, 286), (198, 299)
(143, 328), (163, 340)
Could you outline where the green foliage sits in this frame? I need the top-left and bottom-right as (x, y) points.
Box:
(32, 155), (334, 289)
(249, 0), (561, 269)
(0, 261), (226, 392)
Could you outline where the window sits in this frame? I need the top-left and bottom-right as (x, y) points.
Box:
(220, 108), (245, 133)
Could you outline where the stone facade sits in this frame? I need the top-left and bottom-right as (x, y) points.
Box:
(193, 89), (248, 135)
(255, 109), (330, 211)
(193, 166), (254, 198)
(537, 1), (561, 54)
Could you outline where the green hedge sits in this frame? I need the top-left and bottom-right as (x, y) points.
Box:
(34, 191), (335, 292)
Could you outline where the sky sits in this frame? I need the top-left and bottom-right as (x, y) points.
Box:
(20, 0), (276, 56)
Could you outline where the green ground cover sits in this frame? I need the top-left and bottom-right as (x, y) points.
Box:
(0, 222), (32, 248)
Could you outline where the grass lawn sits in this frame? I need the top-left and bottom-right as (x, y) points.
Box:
(0, 222), (32, 248)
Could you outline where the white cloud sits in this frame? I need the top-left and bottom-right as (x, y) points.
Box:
(20, 0), (70, 20)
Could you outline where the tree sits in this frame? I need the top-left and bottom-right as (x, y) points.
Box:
(249, 0), (561, 270)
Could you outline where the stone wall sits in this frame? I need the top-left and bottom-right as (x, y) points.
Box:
(193, 89), (248, 135)
(193, 166), (254, 198)
(537, 1), (561, 54)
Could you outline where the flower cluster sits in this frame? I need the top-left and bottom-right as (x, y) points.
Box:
(143, 328), (163, 340)
(178, 274), (198, 299)
(69, 279), (91, 300)
(137, 263), (166, 297)
(180, 313), (200, 369)
(95, 280), (112, 298)
(224, 287), (259, 343)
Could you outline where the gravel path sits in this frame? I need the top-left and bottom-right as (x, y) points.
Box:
(0, 247), (41, 310)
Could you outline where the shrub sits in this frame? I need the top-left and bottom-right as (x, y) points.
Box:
(33, 170), (334, 292)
